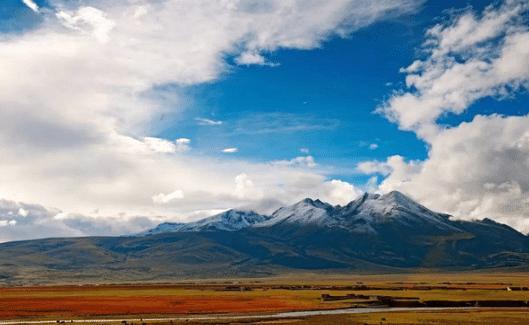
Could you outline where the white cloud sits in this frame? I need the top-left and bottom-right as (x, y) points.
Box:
(362, 1), (529, 233)
(222, 147), (239, 153)
(143, 137), (190, 153)
(234, 173), (262, 200)
(273, 156), (317, 168)
(300, 148), (310, 154)
(175, 138), (191, 152)
(369, 143), (378, 150)
(230, 171), (362, 209)
(321, 179), (362, 205)
(379, 0), (529, 140)
(196, 117), (223, 126)
(361, 115), (529, 232)
(365, 176), (379, 193)
(22, 0), (39, 13)
(56, 7), (116, 43)
(152, 189), (185, 204)
(357, 155), (421, 179)
(18, 208), (29, 217)
(0, 0), (421, 239)
(0, 173), (365, 242)
(0, 220), (17, 227)
(235, 51), (277, 66)
(233, 112), (339, 134)
(143, 137), (177, 153)
(0, 199), (160, 242)
(357, 160), (392, 176)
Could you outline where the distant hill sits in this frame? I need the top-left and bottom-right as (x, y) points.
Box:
(1, 191), (528, 285)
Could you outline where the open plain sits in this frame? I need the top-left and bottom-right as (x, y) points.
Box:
(1, 272), (529, 324)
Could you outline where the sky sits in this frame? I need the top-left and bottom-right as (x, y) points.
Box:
(0, 0), (528, 241)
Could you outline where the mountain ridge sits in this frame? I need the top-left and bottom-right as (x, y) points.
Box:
(0, 190), (528, 285)
(140, 209), (270, 235)
(141, 191), (465, 236)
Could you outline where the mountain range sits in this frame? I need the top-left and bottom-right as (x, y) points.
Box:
(1, 191), (528, 284)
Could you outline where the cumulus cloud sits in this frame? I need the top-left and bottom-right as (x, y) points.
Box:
(321, 179), (362, 205)
(235, 51), (277, 66)
(357, 160), (392, 176)
(0, 199), (160, 242)
(369, 143), (378, 150)
(230, 171), (362, 210)
(152, 189), (185, 204)
(379, 0), (529, 140)
(56, 6), (116, 43)
(0, 220), (17, 227)
(143, 137), (191, 153)
(234, 173), (262, 200)
(359, 1), (529, 232)
(143, 137), (177, 153)
(357, 155), (421, 179)
(0, 173), (365, 242)
(175, 138), (191, 152)
(17, 208), (29, 217)
(361, 115), (529, 232)
(0, 0), (421, 239)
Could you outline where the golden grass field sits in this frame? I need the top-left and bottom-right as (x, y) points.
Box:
(1, 272), (529, 324)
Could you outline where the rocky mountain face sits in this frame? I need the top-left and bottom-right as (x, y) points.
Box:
(1, 191), (528, 284)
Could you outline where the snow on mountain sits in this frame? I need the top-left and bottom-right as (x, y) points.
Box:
(180, 209), (270, 232)
(337, 191), (460, 233)
(140, 209), (270, 235)
(139, 222), (186, 236)
(141, 191), (461, 235)
(256, 198), (336, 227)
(255, 191), (458, 234)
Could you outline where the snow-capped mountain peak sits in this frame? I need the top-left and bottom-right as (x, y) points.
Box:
(256, 197), (335, 227)
(379, 191), (425, 210)
(138, 222), (186, 236)
(206, 209), (270, 230)
(139, 209), (270, 235)
(141, 191), (461, 236)
(290, 198), (333, 212)
(339, 191), (459, 233)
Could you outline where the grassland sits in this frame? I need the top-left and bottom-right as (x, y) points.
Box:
(299, 309), (529, 324)
(1, 272), (529, 323)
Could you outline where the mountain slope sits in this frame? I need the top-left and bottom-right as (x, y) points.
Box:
(336, 191), (460, 234)
(1, 191), (528, 284)
(140, 209), (270, 235)
(257, 198), (335, 227)
(253, 191), (463, 243)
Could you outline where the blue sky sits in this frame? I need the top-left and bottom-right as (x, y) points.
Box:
(0, 0), (529, 240)
(4, 0), (521, 175)
(157, 0), (526, 185)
